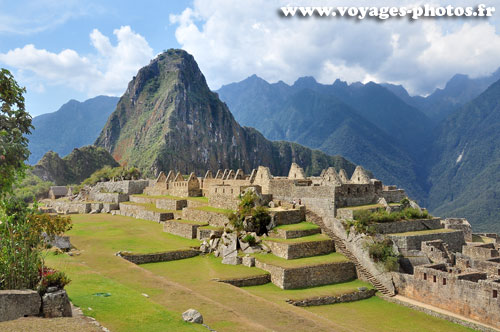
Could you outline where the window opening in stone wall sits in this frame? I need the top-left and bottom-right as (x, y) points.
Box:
(443, 278), (446, 285)
(433, 275), (436, 283)
(424, 273), (427, 280)
(493, 289), (498, 298)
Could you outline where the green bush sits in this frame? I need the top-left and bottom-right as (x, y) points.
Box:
(0, 197), (72, 290)
(38, 269), (71, 295)
(229, 191), (271, 236)
(12, 169), (54, 203)
(353, 207), (430, 224)
(241, 234), (256, 246)
(366, 238), (400, 272)
(74, 166), (142, 193)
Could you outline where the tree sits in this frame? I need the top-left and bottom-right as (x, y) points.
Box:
(0, 68), (33, 196)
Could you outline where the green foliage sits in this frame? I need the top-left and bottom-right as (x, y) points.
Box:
(38, 269), (71, 295)
(241, 234), (256, 246)
(12, 169), (54, 203)
(0, 196), (72, 290)
(229, 191), (271, 236)
(0, 69), (33, 197)
(366, 238), (400, 272)
(74, 166), (141, 193)
(353, 207), (430, 225)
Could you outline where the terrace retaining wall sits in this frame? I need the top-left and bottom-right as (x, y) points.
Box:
(120, 249), (199, 264)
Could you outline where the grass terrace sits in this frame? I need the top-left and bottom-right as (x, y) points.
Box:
(273, 221), (319, 231)
(389, 228), (458, 236)
(120, 201), (176, 214)
(198, 225), (224, 231)
(264, 233), (330, 244)
(340, 203), (400, 211)
(133, 194), (209, 203)
(168, 219), (208, 225)
(195, 205), (234, 214)
(254, 252), (349, 268)
(41, 214), (475, 332)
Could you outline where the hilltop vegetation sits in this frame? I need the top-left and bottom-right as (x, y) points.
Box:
(32, 145), (119, 185)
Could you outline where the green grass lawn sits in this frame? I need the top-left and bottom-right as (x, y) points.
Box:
(264, 233), (330, 244)
(244, 279), (373, 301)
(254, 252), (349, 268)
(47, 253), (205, 332)
(339, 203), (401, 211)
(273, 221), (319, 231)
(195, 206), (234, 214)
(67, 214), (200, 254)
(472, 234), (495, 243)
(389, 228), (457, 236)
(44, 214), (475, 332)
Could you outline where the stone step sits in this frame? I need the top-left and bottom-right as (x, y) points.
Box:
(263, 234), (334, 260)
(255, 253), (356, 289)
(388, 229), (465, 253)
(270, 222), (321, 239)
(163, 219), (208, 239)
(308, 212), (395, 296)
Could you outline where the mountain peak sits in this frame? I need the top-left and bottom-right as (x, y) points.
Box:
(293, 76), (318, 89)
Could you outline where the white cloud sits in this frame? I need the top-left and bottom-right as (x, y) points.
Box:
(0, 26), (154, 96)
(170, 0), (500, 95)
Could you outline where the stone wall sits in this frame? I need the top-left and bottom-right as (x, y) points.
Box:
(463, 243), (499, 260)
(273, 227), (321, 239)
(469, 258), (500, 277)
(389, 230), (465, 253)
(120, 249), (199, 264)
(442, 218), (473, 242)
(269, 207), (306, 225)
(255, 260), (356, 289)
(197, 227), (223, 240)
(118, 203), (173, 223)
(374, 218), (442, 235)
(0, 290), (41, 322)
(217, 274), (271, 287)
(93, 180), (150, 195)
(182, 208), (230, 227)
(129, 195), (157, 204)
(393, 266), (500, 329)
(380, 189), (406, 203)
(156, 198), (187, 211)
(334, 184), (379, 208)
(264, 239), (334, 259)
(286, 288), (376, 307)
(163, 220), (206, 239)
(89, 192), (129, 203)
(45, 201), (91, 214)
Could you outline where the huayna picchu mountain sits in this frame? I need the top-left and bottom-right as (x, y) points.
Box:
(96, 49), (355, 177)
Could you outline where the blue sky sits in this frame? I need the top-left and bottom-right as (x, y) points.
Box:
(1, 0), (500, 117)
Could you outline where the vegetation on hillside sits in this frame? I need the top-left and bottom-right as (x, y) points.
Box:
(13, 169), (54, 202)
(32, 145), (120, 185)
(365, 238), (400, 272)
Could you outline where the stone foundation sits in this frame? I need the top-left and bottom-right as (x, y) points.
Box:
(163, 220), (207, 239)
(0, 290), (41, 322)
(217, 274), (271, 287)
(286, 288), (376, 306)
(270, 207), (306, 225)
(156, 198), (187, 211)
(118, 203), (174, 223)
(389, 229), (465, 253)
(182, 208), (230, 227)
(264, 239), (334, 259)
(120, 249), (199, 264)
(374, 218), (442, 235)
(273, 227), (321, 239)
(197, 227), (224, 240)
(255, 260), (356, 289)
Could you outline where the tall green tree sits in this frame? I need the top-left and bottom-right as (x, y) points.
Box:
(0, 68), (33, 196)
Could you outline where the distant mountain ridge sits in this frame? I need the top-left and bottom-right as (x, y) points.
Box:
(28, 95), (119, 164)
(217, 75), (431, 200)
(95, 49), (356, 177)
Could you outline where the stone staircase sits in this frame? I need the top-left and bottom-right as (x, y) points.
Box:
(307, 212), (395, 297)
